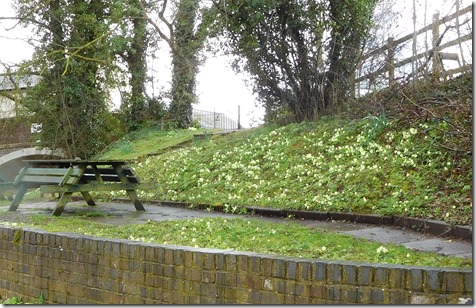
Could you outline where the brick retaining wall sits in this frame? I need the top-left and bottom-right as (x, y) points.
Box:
(0, 226), (472, 304)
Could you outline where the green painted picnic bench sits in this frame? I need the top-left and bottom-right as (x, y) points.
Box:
(8, 160), (154, 216)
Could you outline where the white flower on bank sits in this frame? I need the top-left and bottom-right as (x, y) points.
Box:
(377, 245), (388, 254)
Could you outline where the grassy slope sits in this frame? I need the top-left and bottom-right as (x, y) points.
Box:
(98, 116), (471, 225)
(94, 127), (219, 161)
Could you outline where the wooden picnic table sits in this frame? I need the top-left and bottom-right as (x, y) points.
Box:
(8, 159), (153, 216)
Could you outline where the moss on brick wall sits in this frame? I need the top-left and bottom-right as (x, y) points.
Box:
(0, 226), (472, 304)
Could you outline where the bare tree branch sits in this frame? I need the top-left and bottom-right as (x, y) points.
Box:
(0, 16), (52, 33)
(136, 0), (174, 49)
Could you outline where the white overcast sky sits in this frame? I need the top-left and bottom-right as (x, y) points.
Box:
(0, 1), (263, 127)
(0, 0), (472, 128)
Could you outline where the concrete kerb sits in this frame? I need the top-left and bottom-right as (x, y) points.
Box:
(110, 198), (472, 242)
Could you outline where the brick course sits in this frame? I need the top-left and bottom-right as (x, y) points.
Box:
(0, 226), (472, 304)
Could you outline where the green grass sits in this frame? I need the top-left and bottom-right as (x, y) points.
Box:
(95, 127), (220, 161)
(0, 215), (470, 268)
(100, 117), (470, 225)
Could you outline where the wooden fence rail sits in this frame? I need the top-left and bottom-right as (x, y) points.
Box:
(356, 4), (472, 95)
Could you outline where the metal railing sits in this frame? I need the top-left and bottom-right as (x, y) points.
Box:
(192, 108), (240, 130)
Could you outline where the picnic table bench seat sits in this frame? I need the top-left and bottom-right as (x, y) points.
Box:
(81, 166), (139, 183)
(8, 160), (153, 216)
(14, 167), (82, 186)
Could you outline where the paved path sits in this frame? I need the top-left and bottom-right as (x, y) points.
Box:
(0, 201), (471, 259)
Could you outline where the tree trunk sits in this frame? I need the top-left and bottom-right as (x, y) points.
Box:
(169, 0), (201, 128)
(126, 10), (148, 131)
(325, 0), (375, 113)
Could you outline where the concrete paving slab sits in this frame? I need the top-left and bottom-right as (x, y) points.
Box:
(454, 252), (473, 259)
(402, 238), (473, 256)
(341, 226), (431, 244)
(293, 218), (377, 232)
(0, 201), (240, 224)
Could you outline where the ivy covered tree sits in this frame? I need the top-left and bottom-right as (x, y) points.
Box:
(111, 0), (166, 131)
(168, 0), (203, 128)
(11, 0), (172, 155)
(210, 0), (377, 123)
(14, 0), (119, 158)
(138, 0), (212, 128)
(325, 0), (377, 111)
(119, 1), (150, 131)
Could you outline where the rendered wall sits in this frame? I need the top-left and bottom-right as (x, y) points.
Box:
(0, 226), (472, 304)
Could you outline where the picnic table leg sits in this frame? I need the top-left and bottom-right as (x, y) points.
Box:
(52, 192), (73, 216)
(125, 190), (146, 211)
(8, 185), (28, 212)
(74, 163), (96, 206)
(80, 192), (96, 206)
(111, 163), (146, 212)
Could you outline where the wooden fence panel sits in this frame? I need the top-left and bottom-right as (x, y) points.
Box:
(356, 4), (472, 95)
